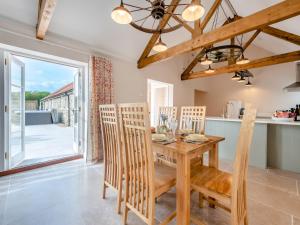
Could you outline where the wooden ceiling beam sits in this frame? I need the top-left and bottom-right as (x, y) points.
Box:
(138, 0), (300, 69)
(183, 50), (300, 80)
(36, 0), (57, 40)
(200, 0), (223, 31)
(172, 15), (194, 34)
(243, 30), (261, 50)
(137, 0), (180, 64)
(234, 15), (300, 46)
(181, 48), (207, 80)
(261, 26), (300, 46)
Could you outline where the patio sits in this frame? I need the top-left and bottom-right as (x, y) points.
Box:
(18, 124), (76, 167)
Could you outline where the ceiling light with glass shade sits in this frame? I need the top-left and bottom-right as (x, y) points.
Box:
(182, 0), (205, 22)
(237, 76), (246, 83)
(153, 33), (168, 52)
(245, 77), (253, 86)
(231, 72), (240, 81)
(200, 53), (213, 66)
(111, 0), (132, 24)
(236, 53), (250, 65)
(205, 65), (215, 74)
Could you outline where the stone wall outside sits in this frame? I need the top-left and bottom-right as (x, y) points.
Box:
(41, 92), (74, 127)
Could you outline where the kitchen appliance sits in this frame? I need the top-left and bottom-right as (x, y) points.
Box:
(226, 100), (242, 119)
(283, 63), (300, 92)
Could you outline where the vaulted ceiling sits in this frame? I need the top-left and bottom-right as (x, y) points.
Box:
(0, 0), (299, 61)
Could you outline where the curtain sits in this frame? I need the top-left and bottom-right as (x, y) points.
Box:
(88, 56), (113, 162)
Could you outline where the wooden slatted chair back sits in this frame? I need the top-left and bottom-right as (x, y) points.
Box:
(99, 104), (123, 213)
(179, 106), (206, 134)
(158, 106), (177, 125)
(231, 105), (257, 225)
(118, 103), (155, 224)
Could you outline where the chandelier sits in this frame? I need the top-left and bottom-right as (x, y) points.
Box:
(111, 0), (206, 52)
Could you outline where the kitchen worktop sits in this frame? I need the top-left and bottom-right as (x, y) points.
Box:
(206, 117), (300, 172)
(206, 116), (300, 126)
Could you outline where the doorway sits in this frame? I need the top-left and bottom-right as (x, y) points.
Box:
(147, 79), (174, 127)
(4, 52), (85, 170)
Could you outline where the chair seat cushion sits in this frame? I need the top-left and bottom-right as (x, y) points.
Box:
(191, 165), (232, 198)
(154, 163), (176, 197)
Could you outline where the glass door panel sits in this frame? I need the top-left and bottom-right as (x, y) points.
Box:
(73, 70), (82, 154)
(8, 55), (25, 168)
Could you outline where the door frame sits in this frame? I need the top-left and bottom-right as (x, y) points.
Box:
(2, 49), (88, 171)
(147, 79), (174, 127)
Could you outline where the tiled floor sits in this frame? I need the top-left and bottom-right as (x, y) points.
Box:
(0, 159), (299, 225)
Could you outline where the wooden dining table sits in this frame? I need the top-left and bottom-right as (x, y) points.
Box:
(152, 135), (225, 225)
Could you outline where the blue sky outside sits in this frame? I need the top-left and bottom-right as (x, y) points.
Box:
(17, 56), (77, 93)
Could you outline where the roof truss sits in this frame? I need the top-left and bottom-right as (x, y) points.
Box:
(137, 0), (300, 80)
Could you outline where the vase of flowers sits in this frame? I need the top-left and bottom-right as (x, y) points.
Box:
(157, 114), (169, 134)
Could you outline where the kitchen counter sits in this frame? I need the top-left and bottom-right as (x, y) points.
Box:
(205, 117), (300, 173)
(206, 116), (300, 126)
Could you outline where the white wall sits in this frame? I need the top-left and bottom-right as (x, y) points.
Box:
(194, 45), (300, 117)
(112, 56), (208, 107)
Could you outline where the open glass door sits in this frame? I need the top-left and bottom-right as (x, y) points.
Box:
(72, 69), (82, 154)
(6, 54), (25, 169)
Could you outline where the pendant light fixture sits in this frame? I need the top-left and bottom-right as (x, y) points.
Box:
(238, 76), (246, 83)
(245, 78), (253, 86)
(205, 65), (215, 74)
(201, 53), (213, 66)
(111, 0), (132, 24)
(236, 53), (250, 65)
(153, 31), (168, 52)
(231, 72), (240, 80)
(182, 0), (205, 22)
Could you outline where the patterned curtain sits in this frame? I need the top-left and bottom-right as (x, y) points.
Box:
(88, 56), (113, 162)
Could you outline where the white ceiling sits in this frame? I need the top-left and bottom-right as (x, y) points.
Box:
(0, 0), (299, 61)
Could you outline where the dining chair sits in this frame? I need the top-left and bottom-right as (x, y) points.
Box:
(118, 103), (176, 225)
(157, 106), (207, 169)
(190, 105), (257, 225)
(179, 106), (206, 134)
(179, 106), (207, 170)
(99, 104), (123, 214)
(158, 106), (177, 125)
(156, 106), (177, 167)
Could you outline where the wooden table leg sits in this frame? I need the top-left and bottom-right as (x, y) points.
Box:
(208, 143), (219, 208)
(209, 143), (219, 169)
(176, 154), (190, 225)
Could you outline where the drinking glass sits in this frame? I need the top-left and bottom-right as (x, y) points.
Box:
(169, 119), (178, 139)
(185, 119), (193, 130)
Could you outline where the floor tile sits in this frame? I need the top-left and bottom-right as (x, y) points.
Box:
(1, 160), (300, 225)
(248, 167), (298, 195)
(248, 180), (300, 218)
(248, 199), (292, 225)
(294, 216), (300, 225)
(268, 168), (300, 181)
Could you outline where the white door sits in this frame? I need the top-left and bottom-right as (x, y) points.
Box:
(147, 79), (174, 127)
(5, 54), (25, 169)
(72, 70), (82, 154)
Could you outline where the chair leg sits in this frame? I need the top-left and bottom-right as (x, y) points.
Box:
(123, 205), (129, 225)
(198, 193), (204, 208)
(117, 186), (122, 214)
(117, 172), (123, 214)
(148, 218), (155, 225)
(102, 183), (107, 199)
(244, 214), (248, 225)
